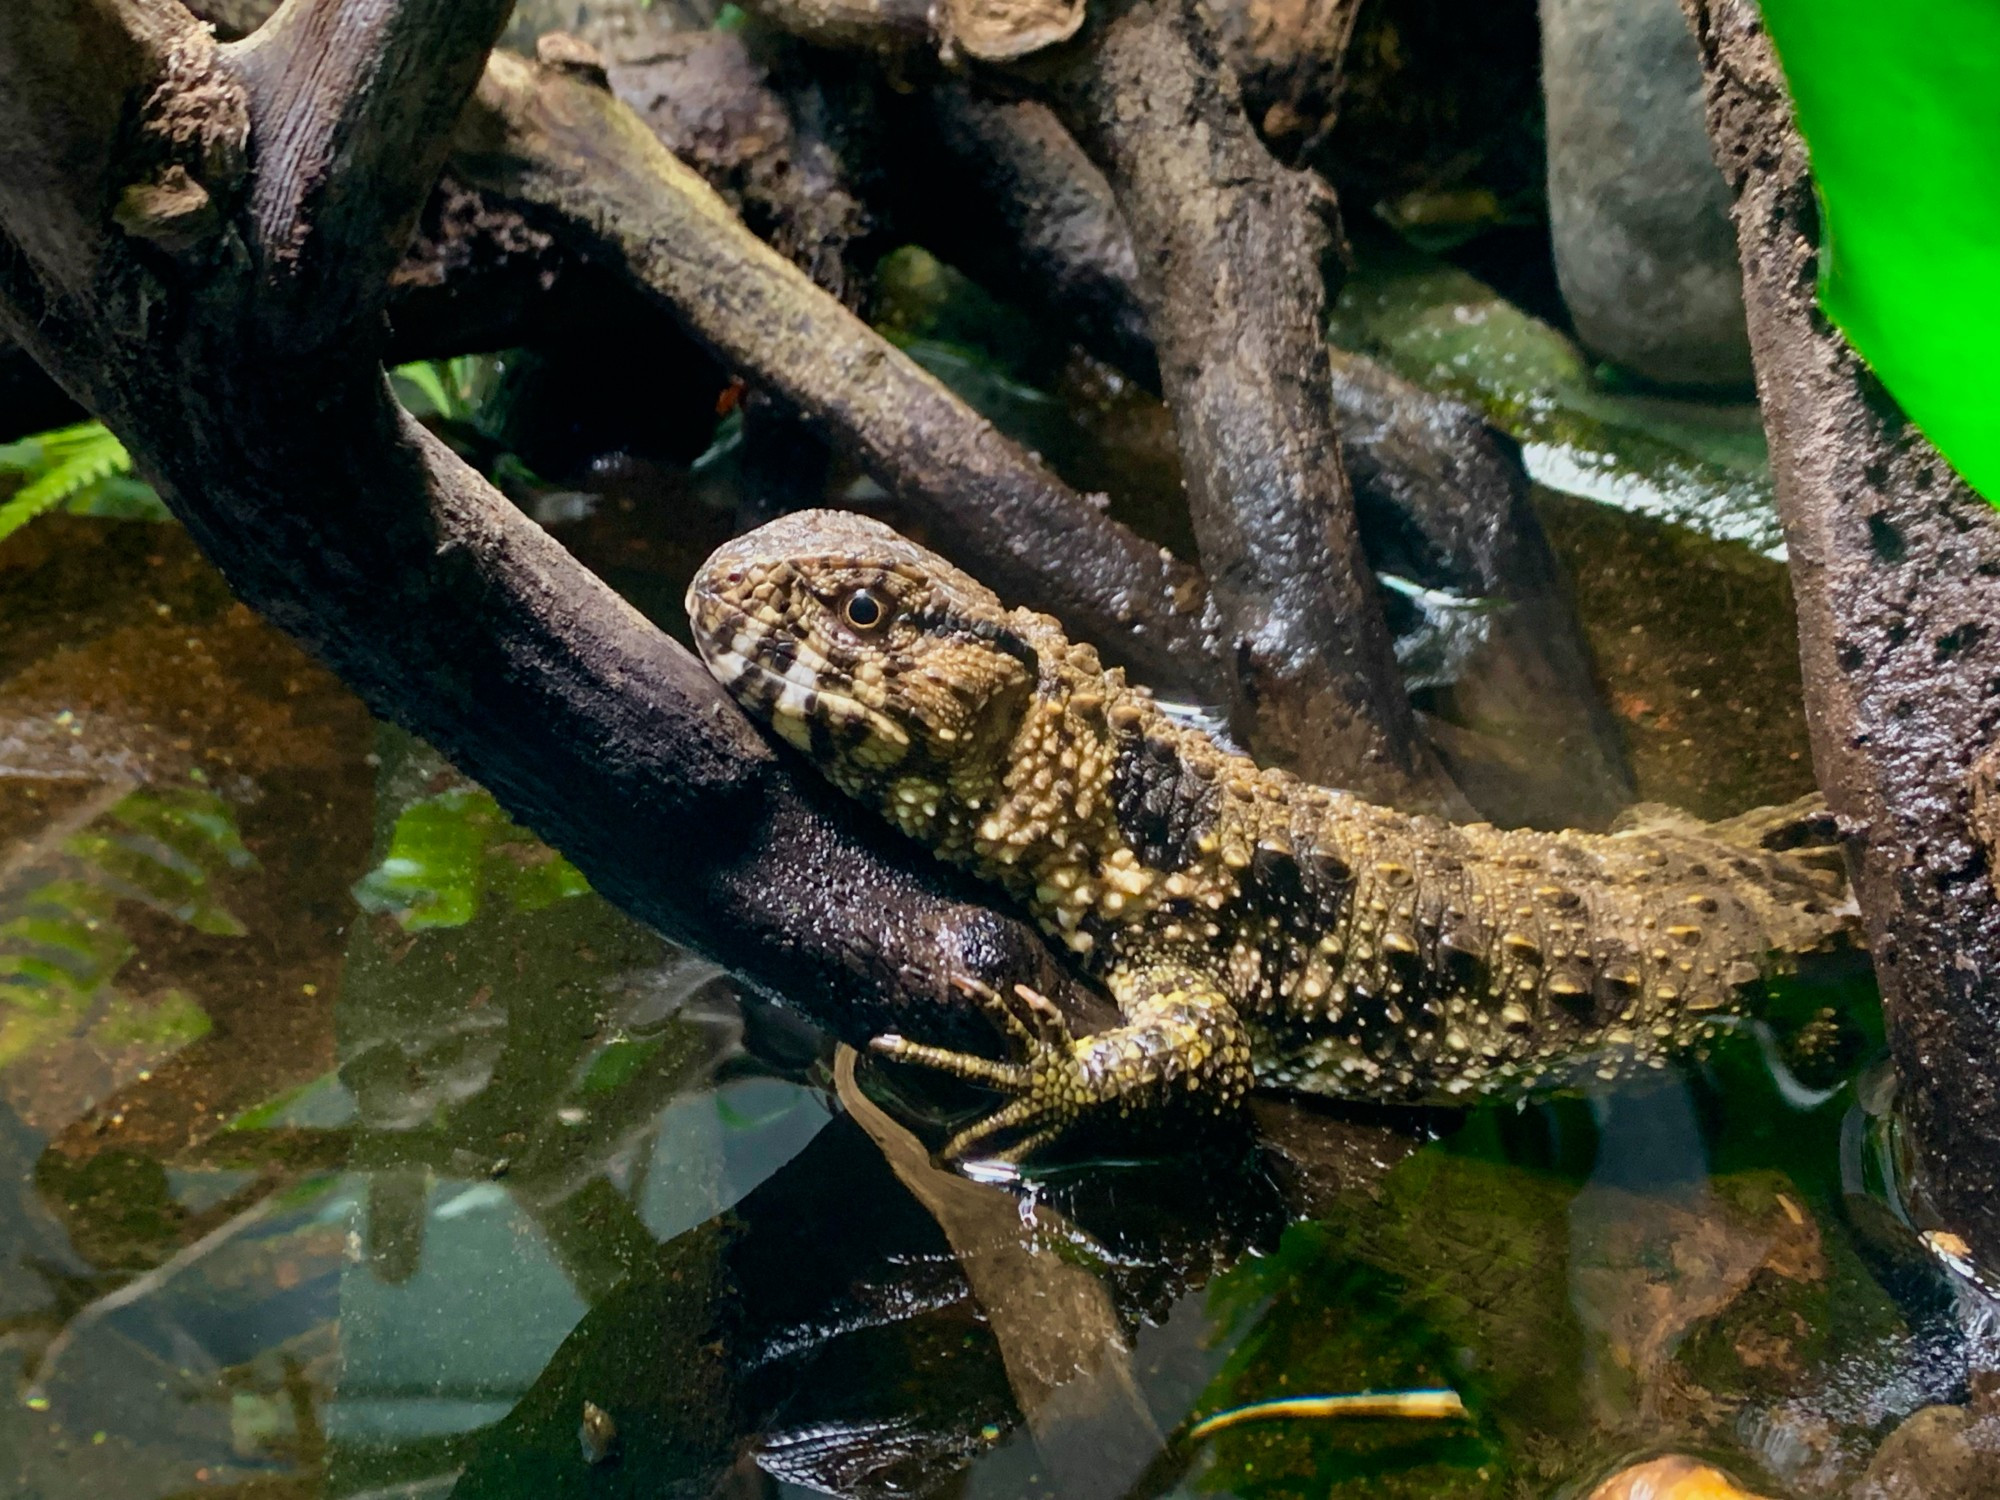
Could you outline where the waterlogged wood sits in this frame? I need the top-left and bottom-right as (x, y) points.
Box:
(835, 1049), (1163, 1497)
(454, 48), (1224, 706)
(1683, 0), (2000, 1261)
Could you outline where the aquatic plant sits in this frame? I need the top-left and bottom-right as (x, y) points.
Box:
(0, 785), (255, 1071)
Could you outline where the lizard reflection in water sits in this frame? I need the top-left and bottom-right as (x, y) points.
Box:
(687, 511), (1855, 1159)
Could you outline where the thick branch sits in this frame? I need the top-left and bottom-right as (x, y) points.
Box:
(227, 0), (517, 344)
(907, 83), (1161, 388)
(1684, 0), (2000, 1257)
(602, 28), (881, 305)
(895, 85), (1631, 825)
(452, 49), (1224, 704)
(1024, 0), (1466, 814)
(0, 0), (1118, 1057)
(0, 3), (169, 289)
(738, 0), (932, 54)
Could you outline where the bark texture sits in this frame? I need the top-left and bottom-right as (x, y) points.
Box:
(1684, 0), (2000, 1256)
(455, 50), (1224, 706)
(1030, 0), (1468, 815)
(0, 2), (1115, 1056)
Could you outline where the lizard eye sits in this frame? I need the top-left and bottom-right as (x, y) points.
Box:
(842, 588), (888, 631)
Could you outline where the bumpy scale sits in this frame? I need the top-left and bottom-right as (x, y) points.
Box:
(688, 511), (1854, 1158)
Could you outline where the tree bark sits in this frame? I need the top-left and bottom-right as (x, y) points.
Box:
(1025, 0), (1469, 815)
(454, 49), (1225, 707)
(1683, 0), (2000, 1258)
(0, 0), (1116, 1056)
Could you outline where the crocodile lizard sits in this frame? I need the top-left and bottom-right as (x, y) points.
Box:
(688, 510), (1855, 1158)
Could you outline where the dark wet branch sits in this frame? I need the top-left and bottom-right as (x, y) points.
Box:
(895, 85), (1631, 825)
(1023, 0), (1466, 814)
(0, 0), (1119, 1055)
(452, 47), (1225, 705)
(1683, 0), (2000, 1259)
(602, 26), (885, 306)
(905, 83), (1162, 389)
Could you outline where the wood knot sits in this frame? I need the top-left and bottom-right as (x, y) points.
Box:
(536, 32), (611, 89)
(115, 164), (219, 251)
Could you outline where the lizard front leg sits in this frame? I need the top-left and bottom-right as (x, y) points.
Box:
(871, 961), (1255, 1161)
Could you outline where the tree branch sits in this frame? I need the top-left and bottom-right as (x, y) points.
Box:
(452, 48), (1225, 705)
(227, 0), (517, 343)
(0, 0), (1117, 1055)
(1023, 0), (1469, 814)
(1683, 0), (2000, 1258)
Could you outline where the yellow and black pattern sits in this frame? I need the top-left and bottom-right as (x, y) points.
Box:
(688, 510), (1855, 1155)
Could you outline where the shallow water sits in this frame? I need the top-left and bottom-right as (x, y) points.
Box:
(0, 494), (1986, 1500)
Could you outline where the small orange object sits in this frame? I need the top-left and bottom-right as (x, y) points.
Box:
(715, 377), (747, 416)
(1586, 1455), (1773, 1500)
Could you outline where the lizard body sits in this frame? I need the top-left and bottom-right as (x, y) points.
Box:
(689, 511), (1855, 1156)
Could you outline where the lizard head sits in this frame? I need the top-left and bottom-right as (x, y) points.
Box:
(687, 511), (1050, 812)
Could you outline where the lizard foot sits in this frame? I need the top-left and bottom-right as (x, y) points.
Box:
(870, 977), (1094, 1162)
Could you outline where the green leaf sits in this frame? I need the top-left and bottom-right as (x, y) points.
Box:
(389, 360), (458, 421)
(1758, 0), (2000, 502)
(352, 787), (591, 930)
(0, 420), (147, 542)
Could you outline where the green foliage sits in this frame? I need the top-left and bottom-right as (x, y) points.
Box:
(0, 420), (170, 543)
(1758, 1), (2000, 503)
(390, 357), (506, 427)
(0, 358), (510, 549)
(351, 787), (591, 930)
(0, 786), (253, 1069)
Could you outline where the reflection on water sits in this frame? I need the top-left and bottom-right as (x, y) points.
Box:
(1, 515), (1993, 1500)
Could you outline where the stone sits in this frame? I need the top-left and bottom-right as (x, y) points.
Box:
(1541, 0), (1756, 389)
(1854, 1404), (2000, 1500)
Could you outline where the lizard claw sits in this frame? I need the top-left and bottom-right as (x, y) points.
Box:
(869, 976), (1093, 1161)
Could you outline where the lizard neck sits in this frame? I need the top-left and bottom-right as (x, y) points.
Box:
(927, 642), (1158, 956)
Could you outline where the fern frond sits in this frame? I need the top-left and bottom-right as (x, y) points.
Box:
(0, 421), (137, 544)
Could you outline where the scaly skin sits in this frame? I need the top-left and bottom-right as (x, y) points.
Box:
(688, 511), (1855, 1157)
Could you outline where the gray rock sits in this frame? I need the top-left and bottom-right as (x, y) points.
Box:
(1541, 0), (1755, 389)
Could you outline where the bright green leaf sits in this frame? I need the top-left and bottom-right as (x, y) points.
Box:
(352, 787), (591, 930)
(1759, 0), (2000, 502)
(0, 419), (171, 537)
